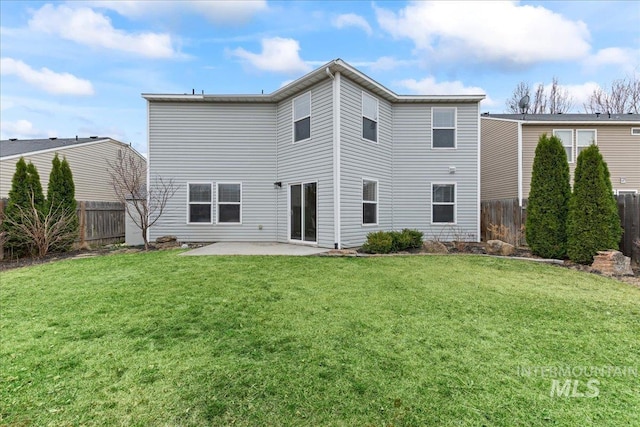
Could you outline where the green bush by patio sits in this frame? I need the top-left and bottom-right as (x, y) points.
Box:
(1, 251), (638, 426)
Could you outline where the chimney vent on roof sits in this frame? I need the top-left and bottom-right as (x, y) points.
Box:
(49, 137), (57, 140)
(9, 138), (17, 141)
(76, 135), (78, 141)
(596, 112), (600, 118)
(90, 136), (98, 139)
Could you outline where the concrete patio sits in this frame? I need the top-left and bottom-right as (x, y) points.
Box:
(180, 242), (329, 256)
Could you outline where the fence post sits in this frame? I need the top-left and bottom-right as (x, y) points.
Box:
(79, 201), (86, 247)
(0, 199), (4, 261)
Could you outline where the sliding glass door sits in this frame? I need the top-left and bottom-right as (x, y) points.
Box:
(290, 182), (317, 243)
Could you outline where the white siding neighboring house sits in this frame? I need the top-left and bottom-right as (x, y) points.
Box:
(0, 137), (146, 202)
(144, 59), (485, 248)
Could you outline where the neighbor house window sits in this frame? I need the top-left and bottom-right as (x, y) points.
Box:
(362, 179), (378, 225)
(188, 183), (212, 223)
(362, 92), (378, 142)
(432, 183), (455, 223)
(553, 129), (573, 162)
(432, 107), (456, 148)
(293, 92), (311, 142)
(631, 128), (640, 136)
(217, 183), (241, 223)
(576, 129), (596, 158)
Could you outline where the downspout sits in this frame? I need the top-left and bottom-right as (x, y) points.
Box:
(517, 121), (523, 207)
(476, 102), (481, 242)
(327, 66), (342, 249)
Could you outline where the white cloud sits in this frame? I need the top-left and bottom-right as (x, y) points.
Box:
(397, 76), (486, 95)
(231, 37), (311, 74)
(90, 0), (267, 25)
(28, 4), (177, 59)
(0, 119), (52, 139)
(349, 56), (419, 71)
(375, 1), (591, 66)
(558, 81), (600, 108)
(584, 47), (640, 73)
(0, 58), (94, 95)
(333, 13), (373, 35)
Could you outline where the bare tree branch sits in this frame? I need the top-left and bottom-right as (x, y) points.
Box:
(3, 192), (78, 258)
(108, 150), (178, 250)
(506, 77), (573, 114)
(584, 75), (640, 114)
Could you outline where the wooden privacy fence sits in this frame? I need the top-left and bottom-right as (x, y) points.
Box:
(617, 194), (640, 264)
(481, 195), (640, 264)
(0, 199), (124, 260)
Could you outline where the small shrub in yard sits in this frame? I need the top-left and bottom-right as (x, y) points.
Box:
(361, 231), (394, 254)
(398, 228), (423, 250)
(362, 229), (423, 253)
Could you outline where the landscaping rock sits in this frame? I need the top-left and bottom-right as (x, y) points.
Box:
(156, 235), (177, 244)
(422, 240), (449, 254)
(591, 250), (634, 276)
(155, 235), (179, 249)
(486, 239), (516, 256)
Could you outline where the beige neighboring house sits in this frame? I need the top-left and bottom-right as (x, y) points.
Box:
(481, 113), (640, 205)
(0, 136), (146, 202)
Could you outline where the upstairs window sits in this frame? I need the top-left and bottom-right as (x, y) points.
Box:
(553, 129), (573, 162)
(188, 183), (212, 223)
(362, 92), (378, 142)
(217, 183), (241, 224)
(293, 92), (311, 142)
(362, 179), (378, 225)
(576, 129), (596, 158)
(632, 128), (640, 136)
(432, 183), (456, 224)
(432, 107), (456, 148)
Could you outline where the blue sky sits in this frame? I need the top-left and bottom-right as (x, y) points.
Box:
(1, 1), (638, 155)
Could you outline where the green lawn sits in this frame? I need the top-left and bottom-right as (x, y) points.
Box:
(1, 252), (639, 426)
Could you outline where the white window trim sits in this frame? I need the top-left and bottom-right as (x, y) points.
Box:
(186, 182), (213, 225)
(292, 91), (311, 144)
(362, 178), (379, 226)
(553, 129), (574, 163)
(431, 182), (457, 225)
(616, 189), (638, 195)
(576, 129), (597, 158)
(362, 91), (379, 144)
(431, 107), (457, 149)
(631, 127), (640, 136)
(216, 182), (242, 225)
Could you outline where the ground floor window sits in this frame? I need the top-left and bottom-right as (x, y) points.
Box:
(432, 183), (455, 224)
(362, 179), (378, 225)
(188, 183), (212, 223)
(217, 183), (241, 223)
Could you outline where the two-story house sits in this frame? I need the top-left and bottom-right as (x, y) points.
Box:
(143, 59), (484, 249)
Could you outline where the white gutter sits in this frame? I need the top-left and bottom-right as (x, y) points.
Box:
(331, 69), (342, 249)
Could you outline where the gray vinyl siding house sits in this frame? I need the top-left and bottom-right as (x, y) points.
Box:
(145, 59), (484, 248)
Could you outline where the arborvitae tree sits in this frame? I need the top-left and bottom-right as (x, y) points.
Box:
(46, 154), (78, 250)
(3, 159), (46, 255)
(525, 134), (571, 258)
(567, 145), (623, 264)
(25, 162), (45, 210)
